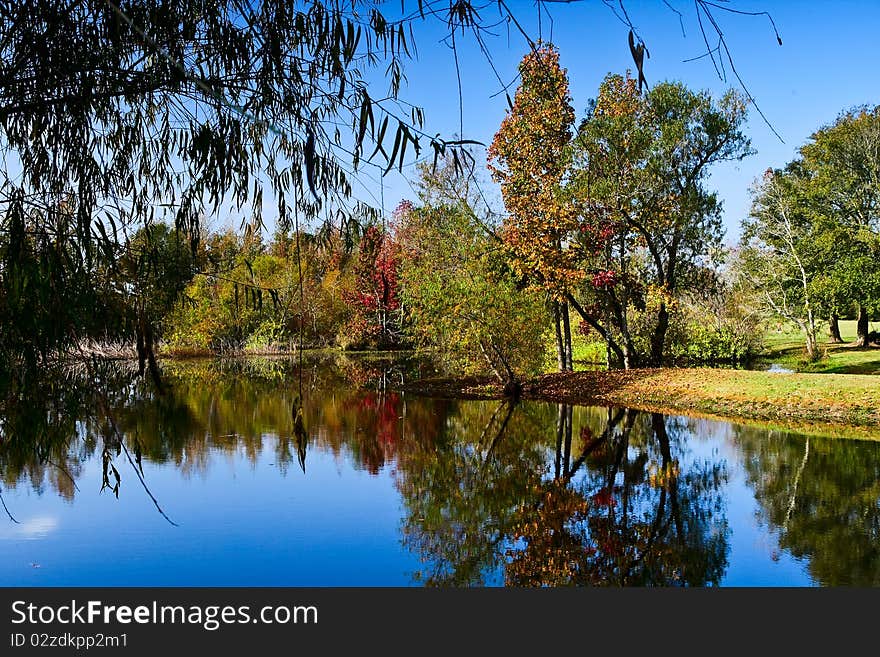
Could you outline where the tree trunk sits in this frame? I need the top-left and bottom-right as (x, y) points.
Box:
(561, 301), (573, 371)
(553, 301), (565, 372)
(856, 305), (869, 347)
(606, 289), (638, 369)
(805, 310), (820, 361)
(566, 293), (625, 369)
(805, 334), (818, 361)
(828, 314), (843, 343)
(649, 303), (669, 367)
(620, 327), (638, 370)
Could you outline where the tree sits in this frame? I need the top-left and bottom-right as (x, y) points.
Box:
(162, 226), (362, 353)
(164, 229), (278, 352)
(739, 107), (880, 357)
(0, 0), (512, 386)
(800, 106), (880, 346)
(741, 167), (823, 360)
(569, 72), (650, 368)
(341, 224), (402, 350)
(571, 73), (752, 367)
(0, 0), (786, 413)
(808, 226), (879, 345)
(120, 223), (199, 378)
(488, 44), (581, 372)
(398, 198), (549, 392)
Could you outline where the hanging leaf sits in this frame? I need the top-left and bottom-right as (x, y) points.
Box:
(628, 30), (649, 92)
(304, 128), (318, 199)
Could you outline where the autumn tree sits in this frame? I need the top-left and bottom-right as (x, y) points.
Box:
(569, 73), (649, 368)
(342, 225), (402, 350)
(571, 73), (751, 366)
(488, 44), (582, 372)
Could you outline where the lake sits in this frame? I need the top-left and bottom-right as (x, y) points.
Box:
(1, 355), (878, 586)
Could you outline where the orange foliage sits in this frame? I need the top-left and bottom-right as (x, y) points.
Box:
(488, 44), (584, 298)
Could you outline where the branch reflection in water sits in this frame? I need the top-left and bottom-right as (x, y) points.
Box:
(0, 354), (878, 585)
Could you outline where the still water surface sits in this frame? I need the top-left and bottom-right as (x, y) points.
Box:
(1, 356), (878, 586)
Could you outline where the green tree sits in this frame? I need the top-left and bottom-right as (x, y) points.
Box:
(741, 166), (824, 360)
(571, 73), (752, 366)
(800, 106), (880, 345)
(121, 223), (198, 375)
(399, 200), (549, 392)
(396, 399), (552, 586)
(164, 229), (290, 353)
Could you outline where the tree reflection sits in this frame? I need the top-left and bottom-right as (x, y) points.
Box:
(398, 405), (730, 586)
(0, 361), (122, 501)
(395, 399), (552, 586)
(734, 427), (880, 585)
(0, 357), (796, 588)
(0, 354), (442, 499)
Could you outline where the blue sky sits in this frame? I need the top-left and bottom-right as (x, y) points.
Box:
(362, 0), (879, 244)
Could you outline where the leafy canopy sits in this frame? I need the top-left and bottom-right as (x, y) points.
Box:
(488, 44), (582, 298)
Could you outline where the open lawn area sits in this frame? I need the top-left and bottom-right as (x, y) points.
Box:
(759, 319), (880, 375)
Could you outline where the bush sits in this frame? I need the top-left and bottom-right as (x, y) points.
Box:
(399, 203), (550, 382)
(244, 319), (287, 353)
(675, 324), (758, 363)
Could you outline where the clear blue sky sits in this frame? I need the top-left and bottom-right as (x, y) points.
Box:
(362, 0), (879, 244)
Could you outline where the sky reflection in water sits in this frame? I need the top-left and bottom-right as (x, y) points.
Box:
(1, 357), (876, 586)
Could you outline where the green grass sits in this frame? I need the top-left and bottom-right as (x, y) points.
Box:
(540, 318), (880, 376)
(521, 367), (880, 436)
(542, 330), (607, 373)
(759, 319), (880, 375)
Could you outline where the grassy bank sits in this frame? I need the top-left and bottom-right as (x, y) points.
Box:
(759, 319), (880, 374)
(404, 367), (880, 438)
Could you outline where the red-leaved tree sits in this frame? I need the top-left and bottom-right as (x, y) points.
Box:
(342, 225), (401, 349)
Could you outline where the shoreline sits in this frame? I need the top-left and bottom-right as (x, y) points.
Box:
(401, 368), (880, 440)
